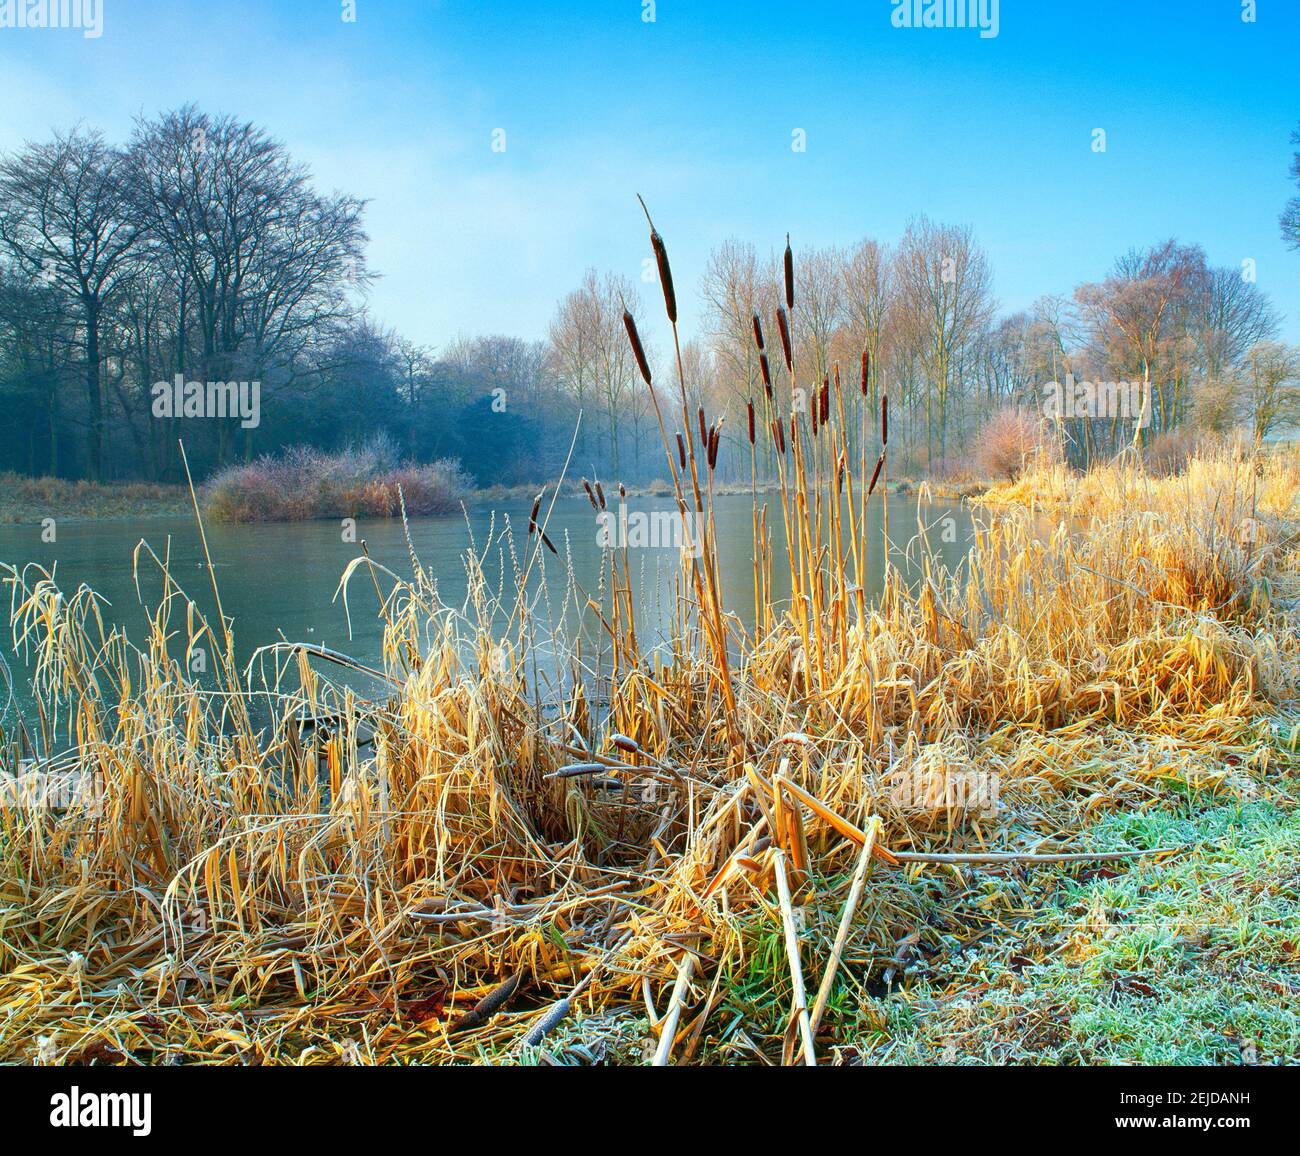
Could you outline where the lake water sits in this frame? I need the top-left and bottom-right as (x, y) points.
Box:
(0, 492), (974, 720)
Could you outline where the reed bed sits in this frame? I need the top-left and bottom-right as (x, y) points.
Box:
(1, 214), (1297, 1066)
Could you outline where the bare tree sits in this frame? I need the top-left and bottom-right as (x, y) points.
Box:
(125, 107), (370, 464)
(840, 238), (894, 413)
(794, 244), (845, 392)
(1282, 123), (1300, 253)
(549, 269), (642, 476)
(700, 240), (770, 399)
(894, 216), (994, 467)
(1075, 240), (1207, 437)
(0, 128), (140, 478)
(1243, 341), (1300, 444)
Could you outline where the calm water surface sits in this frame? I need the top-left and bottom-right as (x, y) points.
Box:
(0, 493), (974, 718)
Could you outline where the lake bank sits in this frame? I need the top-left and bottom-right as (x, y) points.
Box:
(1, 449), (1295, 1065)
(0, 471), (981, 525)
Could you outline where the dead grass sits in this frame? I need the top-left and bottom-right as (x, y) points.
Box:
(0, 473), (190, 523)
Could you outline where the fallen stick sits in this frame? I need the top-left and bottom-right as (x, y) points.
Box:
(890, 847), (1178, 865)
(651, 952), (698, 1067)
(773, 851), (817, 1067)
(809, 816), (880, 1035)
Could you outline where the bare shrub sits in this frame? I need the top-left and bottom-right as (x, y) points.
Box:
(203, 443), (468, 523)
(975, 410), (1049, 481)
(1144, 427), (1201, 476)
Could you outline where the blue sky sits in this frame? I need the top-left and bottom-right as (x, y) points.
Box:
(1, 0), (1298, 348)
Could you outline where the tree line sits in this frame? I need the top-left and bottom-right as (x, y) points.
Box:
(2, 108), (1297, 488)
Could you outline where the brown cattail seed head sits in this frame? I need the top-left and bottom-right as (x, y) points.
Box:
(528, 493), (542, 532)
(820, 378), (830, 424)
(752, 313), (765, 352)
(881, 393), (889, 448)
(707, 426), (720, 471)
(784, 235), (794, 310)
(776, 307), (793, 372)
(582, 479), (598, 510)
(611, 733), (641, 755)
(860, 347), (870, 396)
(760, 352), (773, 396)
(867, 452), (885, 496)
(623, 310), (652, 386)
(747, 399), (756, 445)
(595, 481), (607, 511)
(652, 232), (677, 323)
(676, 433), (687, 471)
(637, 196), (677, 323)
(697, 405), (708, 447)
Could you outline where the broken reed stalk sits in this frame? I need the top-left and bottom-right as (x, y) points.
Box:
(651, 951), (697, 1066)
(891, 847), (1179, 865)
(809, 817), (880, 1035)
(773, 851), (816, 1067)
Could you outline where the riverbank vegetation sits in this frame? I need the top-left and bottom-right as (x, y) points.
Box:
(0, 472), (190, 524)
(1, 210), (1296, 1066)
(2, 109), (1297, 493)
(200, 443), (468, 524)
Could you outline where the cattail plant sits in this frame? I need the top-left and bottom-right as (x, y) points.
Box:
(630, 196), (741, 758)
(624, 309), (652, 386)
(784, 235), (795, 310)
(638, 195), (677, 324)
(526, 492), (558, 554)
(776, 307), (793, 373)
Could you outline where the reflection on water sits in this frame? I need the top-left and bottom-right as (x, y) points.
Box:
(0, 492), (974, 718)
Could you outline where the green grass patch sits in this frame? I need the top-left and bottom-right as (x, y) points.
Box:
(848, 790), (1300, 1065)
